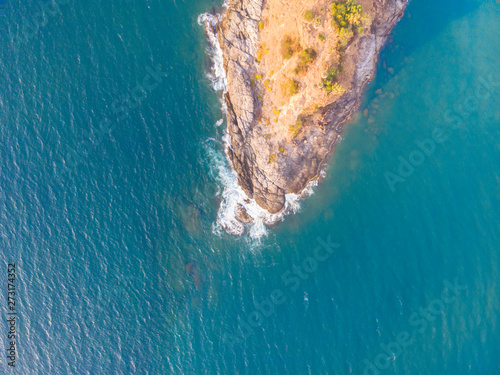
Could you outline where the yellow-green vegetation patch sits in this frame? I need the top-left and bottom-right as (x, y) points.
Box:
(281, 79), (299, 98)
(337, 27), (354, 50)
(314, 16), (322, 28)
(256, 50), (262, 63)
(304, 11), (314, 22)
(295, 48), (317, 75)
(269, 154), (277, 162)
(273, 107), (281, 116)
(306, 102), (323, 115)
(318, 33), (326, 41)
(331, 0), (370, 50)
(289, 120), (303, 138)
(258, 21), (264, 31)
(263, 79), (272, 92)
(328, 82), (345, 95)
(321, 66), (344, 93)
(281, 36), (301, 60)
(255, 73), (263, 79)
(256, 44), (269, 63)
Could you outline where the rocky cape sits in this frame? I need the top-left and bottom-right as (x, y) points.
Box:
(217, 0), (407, 216)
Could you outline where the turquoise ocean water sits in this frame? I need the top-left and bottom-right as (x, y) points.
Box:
(0, 0), (498, 374)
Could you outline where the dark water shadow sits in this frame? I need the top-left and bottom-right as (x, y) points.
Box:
(377, 0), (482, 79)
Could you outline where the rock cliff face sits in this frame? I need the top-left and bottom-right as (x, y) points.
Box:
(218, 0), (407, 215)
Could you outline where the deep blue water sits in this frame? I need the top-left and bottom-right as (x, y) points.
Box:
(0, 0), (498, 374)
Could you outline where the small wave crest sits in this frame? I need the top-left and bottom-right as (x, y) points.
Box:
(197, 12), (227, 99)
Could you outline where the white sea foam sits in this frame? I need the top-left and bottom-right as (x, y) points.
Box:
(197, 12), (227, 110)
(199, 9), (318, 239)
(205, 136), (318, 239)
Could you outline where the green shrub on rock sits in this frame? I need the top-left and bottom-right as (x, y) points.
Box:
(295, 48), (317, 74)
(281, 36), (301, 59)
(281, 79), (299, 97)
(322, 66), (345, 94)
(330, 0), (370, 49)
(289, 120), (303, 138)
(304, 11), (314, 22)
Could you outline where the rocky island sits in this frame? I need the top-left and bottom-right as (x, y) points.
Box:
(209, 0), (407, 228)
